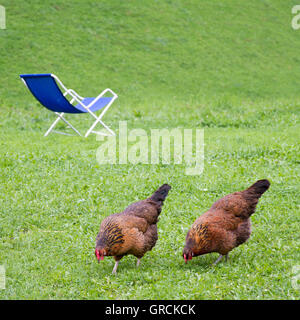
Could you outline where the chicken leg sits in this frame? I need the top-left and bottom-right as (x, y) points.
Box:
(112, 260), (119, 274)
(212, 254), (228, 266)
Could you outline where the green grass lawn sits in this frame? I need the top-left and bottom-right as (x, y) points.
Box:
(0, 0), (299, 299)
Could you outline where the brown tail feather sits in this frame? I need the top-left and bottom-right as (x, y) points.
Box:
(150, 184), (171, 203)
(241, 179), (270, 217)
(244, 179), (270, 198)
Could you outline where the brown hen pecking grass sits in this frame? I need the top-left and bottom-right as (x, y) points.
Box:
(183, 179), (270, 265)
(95, 184), (171, 274)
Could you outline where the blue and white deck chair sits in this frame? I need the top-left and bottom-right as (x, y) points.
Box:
(20, 74), (118, 137)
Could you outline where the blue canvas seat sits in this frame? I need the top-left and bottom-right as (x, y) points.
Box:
(20, 73), (118, 137)
(74, 97), (113, 113)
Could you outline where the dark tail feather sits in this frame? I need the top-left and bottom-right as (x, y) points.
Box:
(241, 179), (270, 217)
(244, 179), (270, 198)
(150, 184), (171, 203)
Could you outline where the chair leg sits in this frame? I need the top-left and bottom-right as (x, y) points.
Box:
(84, 95), (117, 137)
(85, 117), (115, 137)
(44, 112), (82, 137)
(59, 114), (82, 136)
(99, 119), (115, 136)
(44, 113), (63, 136)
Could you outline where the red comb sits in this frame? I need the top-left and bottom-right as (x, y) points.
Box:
(184, 254), (188, 264)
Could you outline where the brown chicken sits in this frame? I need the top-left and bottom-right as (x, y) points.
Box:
(95, 184), (171, 273)
(183, 179), (270, 265)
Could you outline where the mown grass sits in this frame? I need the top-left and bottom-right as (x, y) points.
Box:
(0, 0), (299, 299)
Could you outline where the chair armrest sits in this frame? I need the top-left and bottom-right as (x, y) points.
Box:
(68, 89), (84, 100)
(63, 89), (84, 100)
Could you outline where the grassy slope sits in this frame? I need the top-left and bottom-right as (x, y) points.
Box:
(0, 0), (299, 299)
